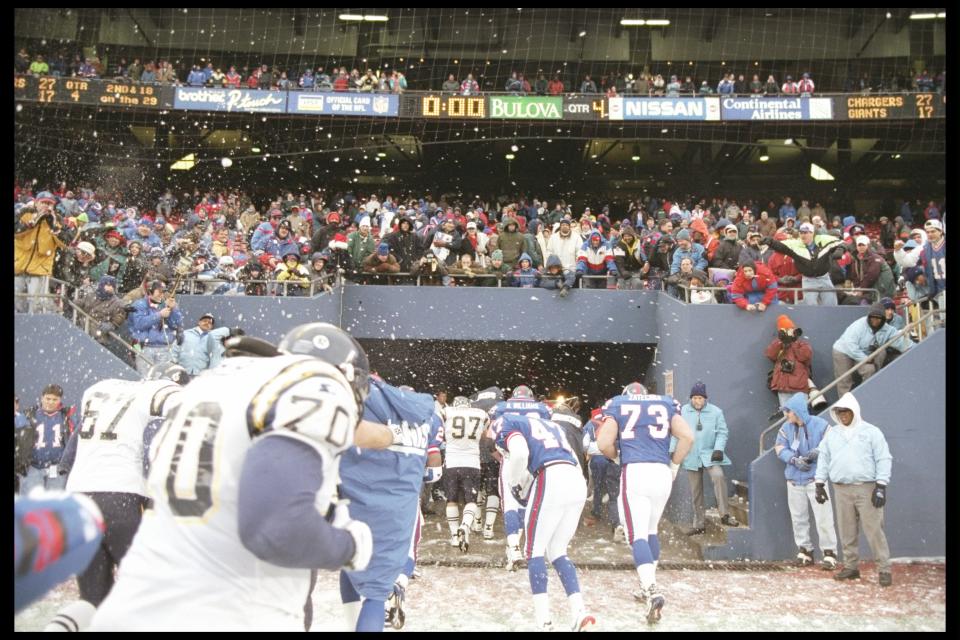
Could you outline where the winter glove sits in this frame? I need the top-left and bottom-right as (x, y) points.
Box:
(228, 326), (245, 338)
(711, 450), (724, 463)
(790, 456), (811, 472)
(330, 500), (372, 572)
(803, 449), (819, 463)
(871, 483), (886, 508)
(97, 321), (114, 335)
(814, 482), (829, 504)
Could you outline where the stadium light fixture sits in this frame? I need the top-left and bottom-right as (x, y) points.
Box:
(578, 29), (587, 37)
(510, 144), (519, 152)
(171, 154), (195, 171)
(620, 19), (646, 26)
(759, 154), (769, 162)
(937, 12), (946, 17)
(784, 138), (795, 146)
(645, 19), (670, 26)
(909, 12), (937, 19)
(505, 153), (515, 160)
(377, 152), (387, 158)
(220, 157), (233, 168)
(363, 15), (389, 22)
(338, 14), (364, 21)
(251, 147), (261, 153)
(809, 163), (835, 181)
(631, 155), (641, 162)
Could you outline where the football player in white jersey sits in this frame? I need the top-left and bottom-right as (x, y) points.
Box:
(442, 396), (489, 552)
(90, 323), (406, 631)
(57, 362), (188, 609)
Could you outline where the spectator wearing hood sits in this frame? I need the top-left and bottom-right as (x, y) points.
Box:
(766, 232), (802, 304)
(76, 275), (131, 360)
(273, 249), (310, 296)
(239, 261), (268, 296)
(687, 270), (715, 304)
(730, 257), (779, 312)
(576, 230), (618, 289)
(831, 304), (898, 396)
(814, 393), (893, 587)
(546, 218), (580, 272)
(538, 254), (576, 297)
(511, 253), (541, 288)
(689, 218), (719, 264)
(677, 382), (738, 535)
(774, 392), (838, 570)
(710, 223), (742, 271)
(670, 229), (707, 274)
(347, 216), (377, 268)
(261, 219), (298, 260)
(497, 216), (526, 266)
(612, 225), (649, 290)
(383, 216), (423, 274)
(765, 314), (813, 408)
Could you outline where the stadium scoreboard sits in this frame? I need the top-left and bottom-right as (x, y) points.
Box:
(14, 76), (946, 122)
(841, 93), (945, 120)
(15, 75), (169, 108)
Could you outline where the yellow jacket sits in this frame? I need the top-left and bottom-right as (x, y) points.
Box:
(14, 211), (68, 276)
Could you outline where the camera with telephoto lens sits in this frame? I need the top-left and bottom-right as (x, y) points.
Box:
(779, 359), (796, 374)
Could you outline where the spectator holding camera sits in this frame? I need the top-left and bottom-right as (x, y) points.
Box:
(765, 314), (813, 408)
(774, 392), (838, 570)
(831, 304), (898, 396)
(15, 192), (74, 313)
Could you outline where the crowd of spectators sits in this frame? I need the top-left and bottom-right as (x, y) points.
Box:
(16, 46), (945, 97)
(14, 181), (945, 318)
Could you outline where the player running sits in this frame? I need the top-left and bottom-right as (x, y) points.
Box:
(442, 395), (490, 552)
(596, 382), (694, 624)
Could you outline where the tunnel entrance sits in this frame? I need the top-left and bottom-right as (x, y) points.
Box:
(360, 339), (657, 418)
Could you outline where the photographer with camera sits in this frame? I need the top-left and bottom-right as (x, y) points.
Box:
(764, 315), (814, 409)
(127, 280), (183, 377)
(15, 192), (75, 313)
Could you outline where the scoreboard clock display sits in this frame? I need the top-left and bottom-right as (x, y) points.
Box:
(14, 75), (166, 108)
(420, 95), (486, 118)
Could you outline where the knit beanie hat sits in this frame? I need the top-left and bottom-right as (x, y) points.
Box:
(676, 229), (691, 241)
(491, 249), (504, 261)
(690, 381), (708, 399)
(776, 314), (796, 331)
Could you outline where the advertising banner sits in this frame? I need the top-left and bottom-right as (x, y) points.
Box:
(174, 88), (287, 113)
(288, 93), (399, 116)
(608, 97), (720, 121)
(488, 96), (563, 119)
(720, 96), (833, 121)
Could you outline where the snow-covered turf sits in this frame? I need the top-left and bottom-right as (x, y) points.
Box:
(15, 562), (945, 631)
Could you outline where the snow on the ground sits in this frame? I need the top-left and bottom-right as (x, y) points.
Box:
(15, 562), (945, 632)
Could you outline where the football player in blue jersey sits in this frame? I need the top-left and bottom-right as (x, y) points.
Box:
(492, 412), (596, 632)
(488, 385), (553, 570)
(338, 376), (444, 632)
(596, 382), (694, 625)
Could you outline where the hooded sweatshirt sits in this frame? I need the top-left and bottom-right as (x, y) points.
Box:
(832, 305), (899, 360)
(774, 392), (830, 484)
(576, 231), (618, 276)
(815, 393), (892, 485)
(511, 252), (541, 288)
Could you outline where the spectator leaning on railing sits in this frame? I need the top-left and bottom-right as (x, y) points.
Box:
(831, 303), (898, 397)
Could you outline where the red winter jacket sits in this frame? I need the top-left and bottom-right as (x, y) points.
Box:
(730, 261), (779, 308)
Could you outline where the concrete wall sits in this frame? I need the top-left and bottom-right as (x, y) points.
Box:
(707, 329), (945, 560)
(14, 314), (139, 410)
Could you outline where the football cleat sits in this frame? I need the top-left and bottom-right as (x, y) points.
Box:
(385, 582), (405, 630)
(540, 621), (555, 632)
(645, 584), (665, 624)
(572, 613), (597, 632)
(613, 524), (625, 543)
(633, 588), (647, 604)
(483, 524), (495, 540)
(506, 544), (524, 571)
(457, 525), (470, 553)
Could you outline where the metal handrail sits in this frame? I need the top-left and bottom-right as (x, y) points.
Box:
(757, 307), (945, 455)
(15, 290), (154, 370)
(674, 282), (880, 304)
(176, 275), (333, 296)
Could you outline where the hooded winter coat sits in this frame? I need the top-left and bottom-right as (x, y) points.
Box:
(730, 261), (779, 308)
(497, 217), (526, 266)
(815, 393), (892, 486)
(511, 253), (541, 288)
(774, 393), (830, 485)
(765, 332), (813, 393)
(383, 219), (423, 272)
(576, 231), (618, 276)
(832, 307), (899, 361)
